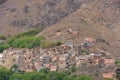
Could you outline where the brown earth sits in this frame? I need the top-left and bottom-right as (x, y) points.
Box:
(0, 0), (119, 36)
(0, 0), (120, 57)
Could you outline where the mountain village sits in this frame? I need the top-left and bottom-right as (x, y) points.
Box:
(0, 32), (119, 79)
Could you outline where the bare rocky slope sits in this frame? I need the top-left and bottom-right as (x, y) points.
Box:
(0, 0), (120, 53)
(37, 0), (120, 55)
(0, 0), (86, 35)
(0, 0), (119, 34)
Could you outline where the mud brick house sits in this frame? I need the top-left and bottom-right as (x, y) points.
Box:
(68, 28), (79, 35)
(34, 61), (42, 71)
(78, 42), (93, 55)
(103, 72), (116, 79)
(93, 53), (103, 59)
(50, 65), (57, 72)
(65, 41), (74, 49)
(76, 55), (89, 66)
(51, 57), (58, 62)
(84, 37), (96, 43)
(56, 30), (62, 36)
(1, 40), (116, 73)
(104, 59), (115, 64)
(58, 54), (68, 70)
(104, 59), (115, 67)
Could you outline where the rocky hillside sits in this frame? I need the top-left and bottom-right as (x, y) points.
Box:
(0, 0), (85, 35)
(0, 0), (120, 53)
(37, 0), (120, 55)
(38, 0), (120, 38)
(0, 0), (119, 35)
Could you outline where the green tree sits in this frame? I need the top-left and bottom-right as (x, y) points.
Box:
(10, 73), (22, 80)
(0, 43), (9, 53)
(70, 66), (76, 73)
(0, 66), (9, 80)
(115, 61), (120, 66)
(14, 29), (43, 38)
(75, 75), (93, 80)
(46, 72), (67, 80)
(9, 36), (45, 48)
(63, 76), (74, 80)
(0, 69), (13, 80)
(41, 40), (61, 49)
(104, 78), (114, 80)
(22, 72), (46, 80)
(0, 76), (4, 80)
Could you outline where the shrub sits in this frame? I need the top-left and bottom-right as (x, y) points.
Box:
(9, 36), (45, 48)
(70, 66), (76, 73)
(104, 78), (114, 80)
(10, 73), (22, 80)
(0, 29), (61, 52)
(0, 34), (6, 40)
(0, 43), (9, 53)
(81, 49), (88, 54)
(14, 29), (42, 38)
(6, 38), (16, 45)
(115, 61), (120, 66)
(41, 40), (61, 49)
(0, 66), (94, 80)
(75, 75), (93, 80)
(55, 41), (62, 46)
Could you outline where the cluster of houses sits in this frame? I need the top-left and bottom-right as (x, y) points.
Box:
(0, 42), (76, 72)
(0, 38), (118, 79)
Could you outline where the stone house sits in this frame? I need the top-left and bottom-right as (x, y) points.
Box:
(103, 72), (116, 79)
(76, 55), (88, 66)
(59, 62), (67, 70)
(104, 59), (115, 67)
(45, 63), (51, 68)
(25, 68), (33, 72)
(65, 41), (74, 49)
(51, 56), (58, 62)
(68, 28), (79, 35)
(34, 62), (42, 71)
(59, 56), (67, 61)
(84, 37), (96, 43)
(56, 30), (62, 36)
(58, 55), (68, 70)
(50, 65), (57, 71)
(104, 59), (115, 64)
(1, 43), (85, 72)
(93, 53), (103, 59)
